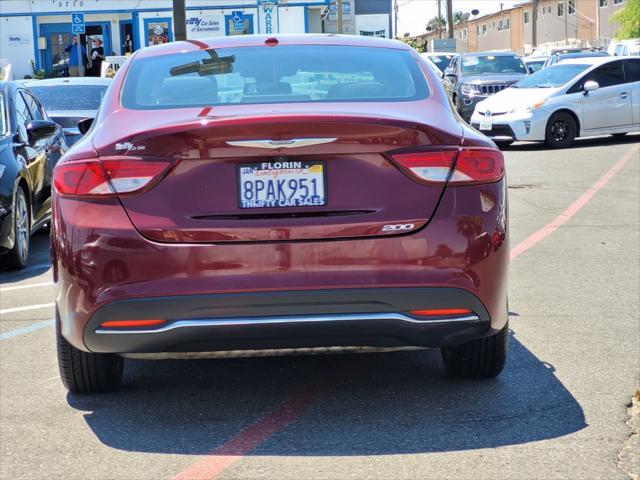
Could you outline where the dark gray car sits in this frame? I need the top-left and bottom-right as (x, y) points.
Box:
(443, 52), (529, 122)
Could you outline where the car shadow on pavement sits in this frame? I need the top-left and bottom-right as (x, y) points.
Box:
(502, 133), (639, 152)
(67, 329), (586, 456)
(0, 233), (51, 283)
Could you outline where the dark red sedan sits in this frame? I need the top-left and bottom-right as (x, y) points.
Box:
(52, 35), (509, 393)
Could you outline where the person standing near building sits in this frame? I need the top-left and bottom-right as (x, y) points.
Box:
(64, 37), (87, 77)
(88, 38), (105, 77)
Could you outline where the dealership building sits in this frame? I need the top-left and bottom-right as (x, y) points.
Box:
(0, 0), (393, 79)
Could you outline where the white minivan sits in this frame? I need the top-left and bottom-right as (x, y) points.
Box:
(470, 57), (640, 148)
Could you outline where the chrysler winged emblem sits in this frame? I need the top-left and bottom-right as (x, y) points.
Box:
(226, 138), (337, 149)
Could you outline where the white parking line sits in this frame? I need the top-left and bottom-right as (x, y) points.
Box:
(0, 303), (55, 315)
(0, 282), (53, 292)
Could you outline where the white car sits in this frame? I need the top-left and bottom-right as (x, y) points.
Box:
(470, 56), (640, 148)
(609, 39), (640, 57)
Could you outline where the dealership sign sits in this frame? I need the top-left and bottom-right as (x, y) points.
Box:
(186, 14), (224, 38)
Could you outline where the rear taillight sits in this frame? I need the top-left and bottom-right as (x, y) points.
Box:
(392, 147), (504, 185)
(53, 159), (173, 197)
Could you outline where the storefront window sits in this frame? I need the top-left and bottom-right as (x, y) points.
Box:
(145, 20), (172, 46)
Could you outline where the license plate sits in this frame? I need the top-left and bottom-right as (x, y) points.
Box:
(238, 161), (327, 209)
(479, 121), (492, 131)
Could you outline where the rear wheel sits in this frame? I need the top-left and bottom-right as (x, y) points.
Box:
(4, 187), (30, 270)
(441, 321), (509, 379)
(494, 140), (514, 148)
(545, 112), (577, 148)
(56, 312), (124, 393)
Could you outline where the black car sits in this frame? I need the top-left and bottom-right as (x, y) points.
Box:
(443, 52), (529, 122)
(0, 81), (66, 269)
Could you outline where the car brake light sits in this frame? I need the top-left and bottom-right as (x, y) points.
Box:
(410, 308), (473, 317)
(99, 319), (166, 328)
(392, 147), (504, 185)
(53, 159), (172, 197)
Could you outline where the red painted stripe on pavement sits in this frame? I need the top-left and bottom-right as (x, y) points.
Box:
(171, 143), (638, 480)
(510, 144), (638, 261)
(171, 360), (366, 480)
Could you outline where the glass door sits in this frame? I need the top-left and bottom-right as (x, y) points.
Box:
(41, 23), (72, 76)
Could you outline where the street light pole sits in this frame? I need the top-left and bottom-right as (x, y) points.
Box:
(173, 0), (186, 41)
(446, 0), (454, 39)
(437, 0), (442, 39)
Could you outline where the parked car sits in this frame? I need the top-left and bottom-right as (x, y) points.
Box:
(609, 39), (640, 57)
(0, 81), (66, 269)
(523, 56), (548, 73)
(51, 34), (509, 393)
(24, 77), (111, 146)
(542, 50), (609, 69)
(421, 52), (458, 74)
(443, 52), (529, 122)
(470, 57), (640, 148)
(419, 53), (446, 77)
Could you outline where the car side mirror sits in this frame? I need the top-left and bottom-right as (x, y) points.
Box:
(583, 80), (599, 94)
(26, 120), (58, 145)
(77, 117), (94, 135)
(528, 66), (534, 74)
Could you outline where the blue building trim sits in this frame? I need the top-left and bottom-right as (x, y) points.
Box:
(0, 4), (325, 18)
(143, 17), (173, 47)
(304, 6), (309, 33)
(131, 11), (140, 50)
(31, 16), (39, 72)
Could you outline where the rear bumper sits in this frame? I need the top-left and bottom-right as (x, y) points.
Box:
(84, 288), (491, 353)
(53, 180), (509, 353)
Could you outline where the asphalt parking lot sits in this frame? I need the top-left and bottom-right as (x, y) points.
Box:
(1, 135), (638, 480)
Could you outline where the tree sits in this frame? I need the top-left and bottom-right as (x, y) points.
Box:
(426, 15), (446, 33)
(611, 0), (640, 39)
(453, 10), (466, 25)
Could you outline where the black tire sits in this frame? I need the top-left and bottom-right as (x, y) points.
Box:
(3, 187), (30, 270)
(494, 140), (514, 148)
(56, 312), (124, 393)
(441, 322), (509, 379)
(545, 112), (577, 148)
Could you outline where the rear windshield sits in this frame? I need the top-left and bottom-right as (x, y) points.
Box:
(28, 85), (108, 111)
(461, 55), (528, 76)
(121, 45), (429, 109)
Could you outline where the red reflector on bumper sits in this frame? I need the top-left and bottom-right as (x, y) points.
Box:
(409, 308), (472, 317)
(100, 319), (166, 328)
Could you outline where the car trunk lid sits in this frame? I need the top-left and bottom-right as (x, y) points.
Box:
(93, 107), (462, 243)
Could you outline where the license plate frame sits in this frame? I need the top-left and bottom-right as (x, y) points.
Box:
(479, 120), (492, 131)
(237, 161), (328, 209)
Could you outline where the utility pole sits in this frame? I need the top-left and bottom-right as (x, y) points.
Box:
(394, 0), (399, 38)
(532, 0), (538, 48)
(173, 0), (186, 41)
(564, 0), (568, 44)
(437, 0), (442, 39)
(337, 0), (344, 34)
(446, 0), (454, 39)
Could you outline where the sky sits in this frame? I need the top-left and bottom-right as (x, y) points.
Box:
(397, 0), (518, 36)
